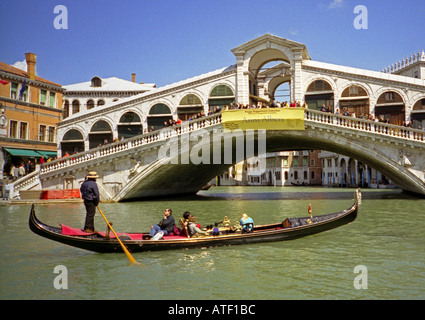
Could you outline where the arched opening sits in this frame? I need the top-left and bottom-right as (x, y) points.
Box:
(97, 99), (105, 107)
(208, 85), (235, 112)
(178, 94), (204, 121)
(304, 80), (334, 111)
(339, 85), (369, 117)
(89, 120), (113, 149)
(87, 99), (95, 110)
(375, 91), (405, 125)
(147, 103), (173, 131)
(72, 100), (80, 114)
(252, 59), (291, 106)
(411, 98), (425, 129)
(118, 112), (143, 139)
(91, 76), (102, 87)
(63, 100), (70, 119)
(61, 129), (85, 155)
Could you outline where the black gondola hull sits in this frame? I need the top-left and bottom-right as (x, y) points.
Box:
(29, 190), (360, 253)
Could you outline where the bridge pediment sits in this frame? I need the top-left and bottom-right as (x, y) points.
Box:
(231, 33), (310, 60)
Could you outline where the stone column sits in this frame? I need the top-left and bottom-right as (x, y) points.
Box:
(234, 53), (250, 105)
(291, 50), (303, 103)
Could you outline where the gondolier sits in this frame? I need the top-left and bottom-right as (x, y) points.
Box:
(80, 171), (100, 233)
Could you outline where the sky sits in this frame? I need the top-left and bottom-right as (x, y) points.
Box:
(1, 0), (424, 88)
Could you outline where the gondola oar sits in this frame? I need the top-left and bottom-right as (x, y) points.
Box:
(97, 206), (139, 265)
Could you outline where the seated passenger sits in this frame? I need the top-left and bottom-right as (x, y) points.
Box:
(240, 213), (254, 233)
(182, 211), (208, 237)
(150, 208), (175, 240)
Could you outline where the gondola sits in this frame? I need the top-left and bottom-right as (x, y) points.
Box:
(29, 189), (361, 254)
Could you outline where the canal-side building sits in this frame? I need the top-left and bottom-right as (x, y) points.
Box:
(0, 53), (63, 177)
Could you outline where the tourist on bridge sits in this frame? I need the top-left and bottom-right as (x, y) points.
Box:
(80, 171), (100, 233)
(149, 208), (175, 240)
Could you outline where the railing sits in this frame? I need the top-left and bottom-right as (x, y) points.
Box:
(40, 113), (223, 175)
(305, 109), (424, 142)
(10, 108), (424, 196)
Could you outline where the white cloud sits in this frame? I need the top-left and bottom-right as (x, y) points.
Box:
(12, 59), (27, 71)
(12, 59), (38, 75)
(327, 0), (344, 9)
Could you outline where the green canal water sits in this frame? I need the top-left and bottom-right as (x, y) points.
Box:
(0, 186), (424, 300)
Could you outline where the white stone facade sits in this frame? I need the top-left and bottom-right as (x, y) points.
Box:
(57, 34), (425, 157)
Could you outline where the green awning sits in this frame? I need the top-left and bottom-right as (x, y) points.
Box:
(4, 148), (42, 157)
(36, 151), (57, 158)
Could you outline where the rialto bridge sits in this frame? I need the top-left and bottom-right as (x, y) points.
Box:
(7, 34), (425, 200)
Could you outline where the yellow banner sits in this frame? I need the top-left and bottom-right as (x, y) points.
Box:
(222, 108), (305, 131)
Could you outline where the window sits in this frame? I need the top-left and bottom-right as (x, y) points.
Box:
(91, 77), (102, 87)
(9, 120), (17, 138)
(97, 99), (105, 107)
(21, 84), (28, 101)
(87, 99), (95, 110)
(385, 92), (394, 101)
(39, 125), (46, 141)
(40, 90), (47, 105)
(72, 100), (80, 114)
(49, 92), (56, 107)
(20, 122), (28, 139)
(11, 82), (18, 99)
(48, 127), (55, 142)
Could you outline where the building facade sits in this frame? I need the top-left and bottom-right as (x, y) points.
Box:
(0, 53), (63, 178)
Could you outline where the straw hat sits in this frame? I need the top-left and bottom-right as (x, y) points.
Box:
(86, 171), (99, 179)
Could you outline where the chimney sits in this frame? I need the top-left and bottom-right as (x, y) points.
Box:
(131, 73), (136, 83)
(25, 53), (37, 80)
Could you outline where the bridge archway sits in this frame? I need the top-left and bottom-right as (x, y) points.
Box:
(340, 84), (370, 117)
(118, 111), (143, 139)
(147, 103), (173, 130)
(178, 93), (204, 121)
(89, 120), (113, 149)
(411, 97), (425, 129)
(60, 129), (85, 155)
(304, 79), (334, 111)
(208, 84), (235, 111)
(375, 91), (405, 125)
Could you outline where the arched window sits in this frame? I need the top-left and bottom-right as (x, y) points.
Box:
(118, 112), (143, 139)
(375, 91), (405, 125)
(340, 85), (369, 117)
(89, 120), (113, 149)
(91, 76), (102, 87)
(61, 129), (85, 154)
(208, 85), (235, 112)
(147, 103), (173, 131)
(304, 80), (334, 111)
(411, 98), (425, 129)
(72, 100), (80, 114)
(97, 99), (105, 107)
(178, 94), (204, 121)
(87, 99), (95, 110)
(63, 100), (70, 119)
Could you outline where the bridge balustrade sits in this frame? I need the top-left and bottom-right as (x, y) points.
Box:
(8, 108), (424, 198)
(304, 109), (424, 142)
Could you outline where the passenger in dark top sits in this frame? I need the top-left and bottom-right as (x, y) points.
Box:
(80, 171), (100, 232)
(150, 208), (175, 240)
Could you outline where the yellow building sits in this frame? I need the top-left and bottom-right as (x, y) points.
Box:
(0, 53), (63, 177)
